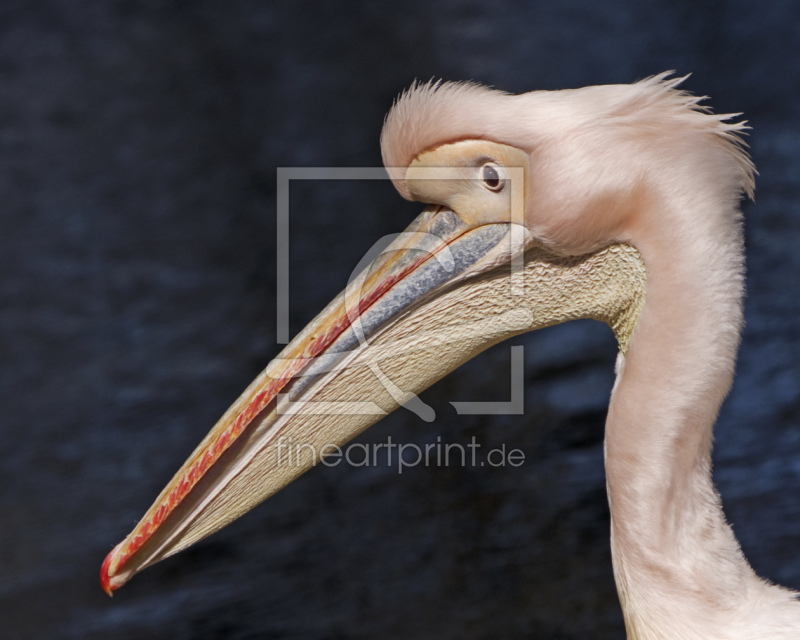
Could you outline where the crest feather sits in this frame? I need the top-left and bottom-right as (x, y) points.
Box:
(380, 74), (755, 202)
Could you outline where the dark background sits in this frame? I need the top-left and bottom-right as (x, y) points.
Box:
(2, 1), (799, 638)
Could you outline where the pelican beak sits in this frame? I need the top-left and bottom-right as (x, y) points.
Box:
(100, 205), (529, 595)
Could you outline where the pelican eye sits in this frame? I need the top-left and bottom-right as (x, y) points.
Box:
(480, 163), (504, 191)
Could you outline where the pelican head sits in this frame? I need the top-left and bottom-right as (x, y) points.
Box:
(100, 75), (800, 638)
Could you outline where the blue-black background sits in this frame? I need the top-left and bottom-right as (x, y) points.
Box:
(2, 2), (799, 638)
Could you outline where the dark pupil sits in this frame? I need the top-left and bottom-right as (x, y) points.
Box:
(482, 165), (500, 188)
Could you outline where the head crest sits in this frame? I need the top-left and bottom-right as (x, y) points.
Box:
(380, 74), (755, 201)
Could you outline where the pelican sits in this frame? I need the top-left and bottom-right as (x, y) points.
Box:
(100, 74), (800, 639)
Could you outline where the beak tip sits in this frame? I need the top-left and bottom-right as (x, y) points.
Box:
(100, 544), (123, 597)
